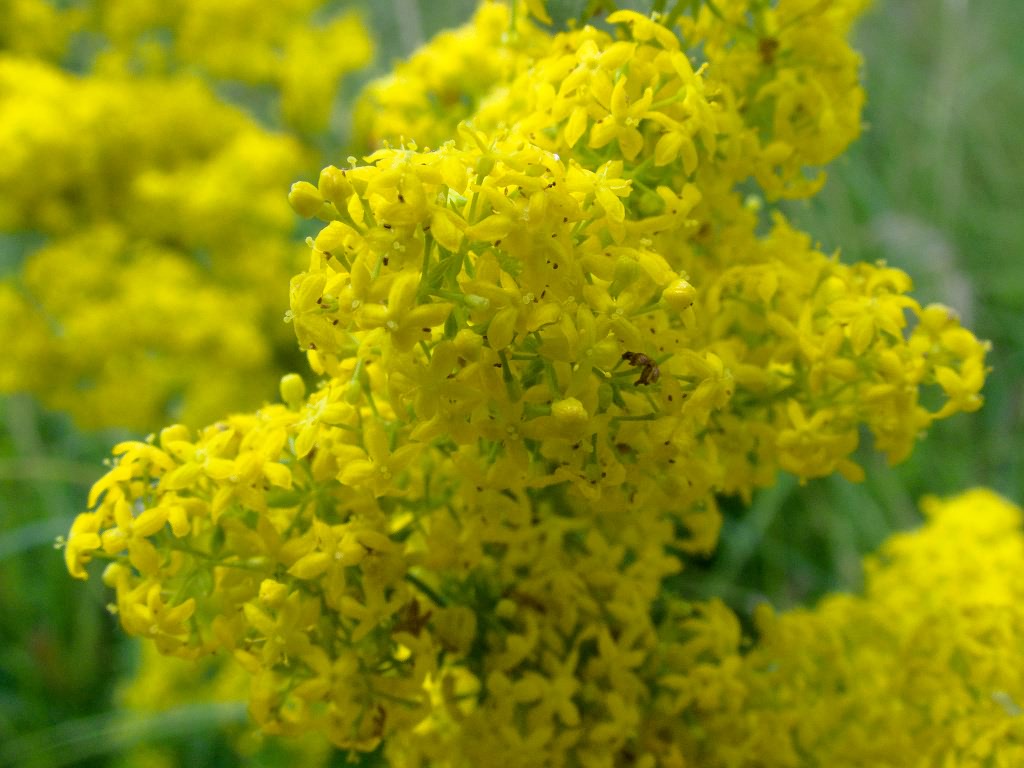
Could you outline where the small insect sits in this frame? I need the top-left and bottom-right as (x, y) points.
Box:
(622, 351), (660, 386)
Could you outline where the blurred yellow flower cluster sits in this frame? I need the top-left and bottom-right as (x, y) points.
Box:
(116, 641), (337, 766)
(353, 2), (549, 150)
(80, 0), (373, 135)
(664, 488), (1024, 767)
(61, 1), (1002, 765)
(0, 0), (372, 429)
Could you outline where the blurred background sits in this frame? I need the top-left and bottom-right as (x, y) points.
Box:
(0, 0), (1021, 765)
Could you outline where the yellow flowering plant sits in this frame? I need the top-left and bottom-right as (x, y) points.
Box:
(0, 0), (373, 430)
(58, 1), (1009, 766)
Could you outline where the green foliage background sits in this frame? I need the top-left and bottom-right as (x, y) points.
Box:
(0, 0), (1021, 764)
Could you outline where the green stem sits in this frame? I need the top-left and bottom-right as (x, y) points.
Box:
(417, 231), (435, 302)
(405, 571), (448, 607)
(613, 413), (660, 422)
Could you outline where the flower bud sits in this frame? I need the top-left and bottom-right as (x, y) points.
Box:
(279, 373), (306, 409)
(662, 278), (697, 312)
(475, 155), (495, 178)
(919, 303), (958, 334)
(552, 397), (589, 431)
(159, 424), (191, 450)
(344, 378), (362, 405)
(288, 181), (324, 218)
(609, 256), (641, 297)
(318, 165), (353, 206)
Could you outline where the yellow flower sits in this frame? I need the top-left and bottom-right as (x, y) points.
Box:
(355, 271), (453, 351)
(336, 420), (422, 497)
(65, 512), (104, 580)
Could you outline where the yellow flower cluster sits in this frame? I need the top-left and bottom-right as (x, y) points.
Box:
(0, 0), (81, 60)
(664, 489), (1024, 768)
(63, 2), (995, 764)
(295, 2), (987, 497)
(0, 3), (373, 430)
(0, 227), (277, 429)
(360, 0), (869, 201)
(79, 0), (374, 134)
(0, 59), (304, 428)
(676, 0), (872, 199)
(117, 641), (336, 766)
(353, 2), (547, 150)
(350, 1), (988, 484)
(96, 483), (1024, 768)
